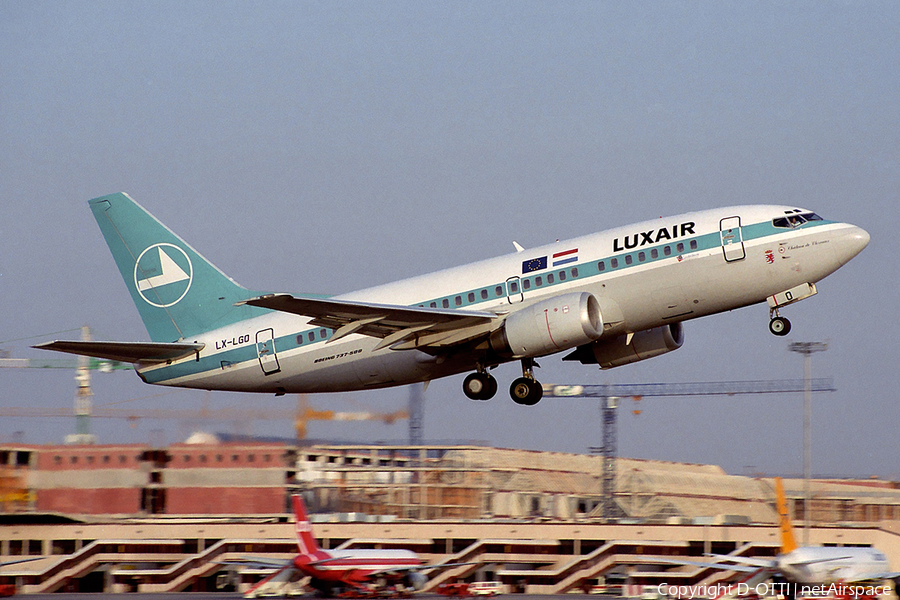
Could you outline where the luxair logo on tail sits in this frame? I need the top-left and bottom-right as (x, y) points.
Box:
(133, 243), (194, 307)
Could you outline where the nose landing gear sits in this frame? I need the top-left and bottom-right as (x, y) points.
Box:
(768, 308), (792, 336)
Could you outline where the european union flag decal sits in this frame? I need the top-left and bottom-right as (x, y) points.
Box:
(522, 256), (548, 273)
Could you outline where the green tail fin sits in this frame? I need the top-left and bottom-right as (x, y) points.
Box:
(89, 193), (264, 342)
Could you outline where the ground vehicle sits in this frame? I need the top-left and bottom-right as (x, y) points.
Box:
(468, 581), (505, 596)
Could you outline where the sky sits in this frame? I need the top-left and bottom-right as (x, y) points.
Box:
(1, 1), (898, 478)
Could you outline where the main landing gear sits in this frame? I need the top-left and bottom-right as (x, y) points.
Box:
(464, 358), (543, 405)
(463, 368), (497, 401)
(768, 307), (792, 337)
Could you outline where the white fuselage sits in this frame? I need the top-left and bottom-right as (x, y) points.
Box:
(778, 546), (891, 585)
(134, 205), (868, 394)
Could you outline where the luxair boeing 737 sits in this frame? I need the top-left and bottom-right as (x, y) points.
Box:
(37, 193), (869, 405)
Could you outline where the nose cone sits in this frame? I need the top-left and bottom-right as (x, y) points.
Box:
(836, 225), (870, 266)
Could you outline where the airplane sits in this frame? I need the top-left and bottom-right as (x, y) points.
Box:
(235, 495), (469, 597)
(36, 193), (869, 405)
(655, 478), (900, 597)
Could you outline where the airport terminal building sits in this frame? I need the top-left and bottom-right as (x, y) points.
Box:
(2, 441), (900, 593)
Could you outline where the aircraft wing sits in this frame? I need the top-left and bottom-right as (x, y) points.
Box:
(34, 340), (205, 364)
(704, 554), (776, 568)
(839, 571), (900, 583)
(218, 557), (291, 570)
(652, 556), (764, 573)
(0, 557), (44, 568)
(788, 555), (856, 567)
(239, 293), (498, 350)
(365, 561), (476, 576)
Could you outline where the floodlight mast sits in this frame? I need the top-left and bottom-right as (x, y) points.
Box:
(544, 378), (837, 522)
(788, 341), (828, 545)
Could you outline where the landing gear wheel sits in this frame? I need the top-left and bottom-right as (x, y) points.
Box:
(769, 316), (792, 336)
(463, 372), (497, 400)
(510, 377), (543, 405)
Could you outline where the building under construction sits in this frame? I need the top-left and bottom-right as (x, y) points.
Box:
(4, 441), (900, 594)
(3, 441), (900, 525)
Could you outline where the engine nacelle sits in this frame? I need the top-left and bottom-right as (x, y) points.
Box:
(406, 572), (428, 590)
(491, 292), (604, 358)
(565, 323), (684, 369)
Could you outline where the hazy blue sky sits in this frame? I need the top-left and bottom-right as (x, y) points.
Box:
(2, 1), (898, 477)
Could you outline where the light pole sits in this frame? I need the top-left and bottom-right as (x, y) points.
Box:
(788, 341), (827, 545)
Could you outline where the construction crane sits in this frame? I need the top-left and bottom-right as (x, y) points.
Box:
(1, 327), (131, 443)
(0, 395), (408, 441)
(542, 378), (837, 521)
(294, 395), (408, 439)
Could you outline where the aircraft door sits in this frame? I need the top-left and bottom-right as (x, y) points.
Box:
(720, 216), (746, 262)
(256, 328), (281, 375)
(506, 276), (524, 303)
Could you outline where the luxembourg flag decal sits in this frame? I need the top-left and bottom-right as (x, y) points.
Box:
(552, 248), (578, 267)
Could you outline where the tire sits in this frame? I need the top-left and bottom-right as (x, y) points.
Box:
(769, 316), (792, 336)
(510, 377), (542, 405)
(464, 373), (497, 400)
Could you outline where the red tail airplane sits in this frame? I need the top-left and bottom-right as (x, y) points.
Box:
(242, 495), (469, 598)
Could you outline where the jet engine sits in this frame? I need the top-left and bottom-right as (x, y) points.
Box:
(490, 292), (604, 358)
(564, 323), (684, 369)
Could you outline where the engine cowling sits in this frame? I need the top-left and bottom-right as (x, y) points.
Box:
(406, 572), (428, 590)
(490, 292), (604, 358)
(565, 323), (684, 369)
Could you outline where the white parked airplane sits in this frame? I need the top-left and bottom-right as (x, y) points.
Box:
(656, 478), (900, 595)
(37, 193), (868, 405)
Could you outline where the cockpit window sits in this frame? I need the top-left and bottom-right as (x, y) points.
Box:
(773, 212), (823, 228)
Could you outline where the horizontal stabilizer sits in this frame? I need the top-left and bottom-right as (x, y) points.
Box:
(34, 340), (205, 364)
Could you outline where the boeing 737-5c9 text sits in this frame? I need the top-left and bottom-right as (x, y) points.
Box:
(37, 193), (869, 405)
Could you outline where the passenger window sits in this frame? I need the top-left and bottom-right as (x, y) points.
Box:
(430, 301), (437, 308)
(638, 252), (645, 262)
(677, 243), (685, 253)
(558, 271), (566, 281)
(547, 273), (554, 284)
(664, 246), (672, 256)
(610, 258), (618, 269)
(651, 249), (658, 259)
(481, 289), (488, 300)
(308, 332), (315, 342)
(467, 292), (475, 303)
(296, 335), (303, 345)
(571, 267), (578, 277)
(509, 281), (519, 293)
(625, 255), (633, 265)
(442, 299), (449, 308)
(523, 279), (531, 290)
(495, 286), (503, 296)
(598, 261), (605, 272)
(320, 329), (327, 339)
(455, 296), (462, 306)
(535, 276), (543, 286)
(690, 240), (698, 250)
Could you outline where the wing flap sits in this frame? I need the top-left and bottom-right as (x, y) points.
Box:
(34, 340), (205, 364)
(239, 294), (498, 348)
